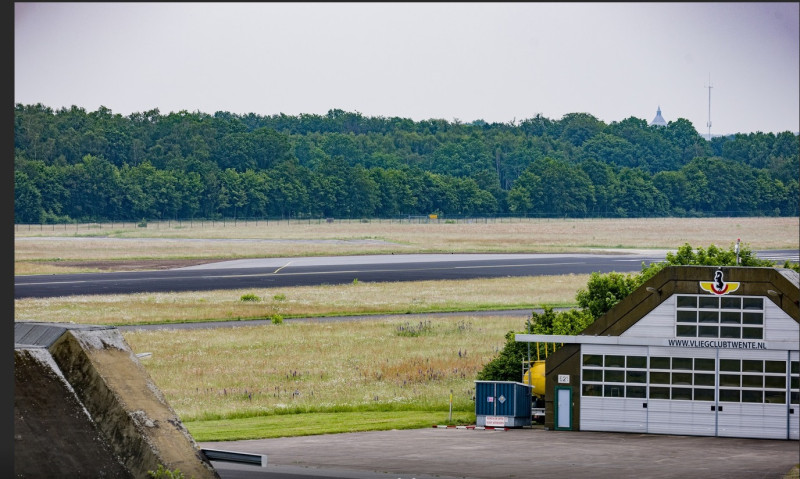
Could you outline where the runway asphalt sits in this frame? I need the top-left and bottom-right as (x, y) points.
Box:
(12, 251), (674, 299)
(16, 250), (798, 299)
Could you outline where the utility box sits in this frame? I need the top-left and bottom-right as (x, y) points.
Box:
(474, 381), (532, 428)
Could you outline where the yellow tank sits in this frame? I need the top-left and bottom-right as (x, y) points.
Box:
(522, 360), (546, 398)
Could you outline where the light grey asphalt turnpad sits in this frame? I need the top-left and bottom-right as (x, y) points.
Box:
(202, 427), (800, 479)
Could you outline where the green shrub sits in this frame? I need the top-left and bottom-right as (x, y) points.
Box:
(271, 314), (284, 325)
(666, 242), (774, 267)
(782, 260), (800, 273)
(240, 293), (261, 302)
(575, 271), (641, 320)
(148, 465), (184, 479)
(273, 293), (286, 301)
(475, 330), (527, 381)
(476, 307), (594, 381)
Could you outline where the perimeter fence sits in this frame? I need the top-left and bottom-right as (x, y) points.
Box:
(14, 216), (576, 233)
(13, 211), (792, 234)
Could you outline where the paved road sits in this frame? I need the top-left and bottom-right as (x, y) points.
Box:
(14, 251), (671, 299)
(201, 427), (800, 479)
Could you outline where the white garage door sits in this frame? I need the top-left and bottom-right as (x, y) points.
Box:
(715, 349), (792, 439)
(645, 347), (718, 437)
(579, 346), (799, 440)
(580, 345), (648, 433)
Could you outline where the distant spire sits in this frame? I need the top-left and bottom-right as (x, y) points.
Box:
(649, 106), (667, 127)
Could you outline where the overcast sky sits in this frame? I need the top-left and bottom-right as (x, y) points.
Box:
(14, 3), (800, 136)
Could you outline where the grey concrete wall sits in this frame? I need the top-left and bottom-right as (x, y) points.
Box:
(14, 323), (219, 478)
(14, 348), (133, 477)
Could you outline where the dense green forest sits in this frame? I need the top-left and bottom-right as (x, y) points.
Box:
(13, 103), (799, 223)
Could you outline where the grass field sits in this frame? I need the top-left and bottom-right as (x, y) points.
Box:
(14, 216), (798, 275)
(14, 216), (799, 441)
(122, 314), (523, 436)
(13, 274), (587, 326)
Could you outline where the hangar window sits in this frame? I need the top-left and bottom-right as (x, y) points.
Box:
(647, 356), (789, 404)
(581, 354), (647, 399)
(583, 353), (793, 404)
(675, 295), (763, 340)
(648, 356), (715, 402)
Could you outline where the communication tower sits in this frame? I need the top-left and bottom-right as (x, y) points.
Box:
(705, 74), (713, 140)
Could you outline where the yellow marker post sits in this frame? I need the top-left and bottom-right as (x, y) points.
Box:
(448, 390), (453, 422)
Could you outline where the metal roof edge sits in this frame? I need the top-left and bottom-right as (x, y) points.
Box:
(14, 322), (117, 348)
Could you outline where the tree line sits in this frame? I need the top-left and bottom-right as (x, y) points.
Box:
(14, 103), (799, 223)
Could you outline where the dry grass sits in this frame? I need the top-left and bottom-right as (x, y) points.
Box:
(14, 217), (798, 274)
(122, 314), (523, 422)
(14, 274), (588, 326)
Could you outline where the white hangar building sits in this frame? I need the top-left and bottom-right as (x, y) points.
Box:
(517, 265), (799, 440)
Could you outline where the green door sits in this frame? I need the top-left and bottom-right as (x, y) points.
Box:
(555, 386), (572, 430)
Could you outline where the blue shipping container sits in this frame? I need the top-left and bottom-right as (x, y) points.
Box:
(474, 381), (532, 427)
